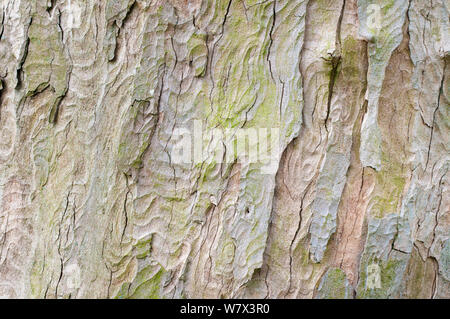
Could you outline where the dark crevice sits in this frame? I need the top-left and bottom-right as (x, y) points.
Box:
(336, 0), (346, 51)
(207, 0), (232, 108)
(16, 81), (51, 120)
(16, 36), (31, 90)
(121, 174), (131, 244)
(49, 8), (73, 124)
(267, 0), (276, 81)
(279, 79), (284, 117)
(56, 7), (65, 42)
(287, 179), (313, 296)
(46, 0), (57, 15)
(323, 53), (341, 132)
(323, 0), (345, 132)
(170, 17), (179, 75)
(109, 0), (137, 63)
(0, 10), (5, 40)
(425, 61), (446, 170)
(0, 77), (5, 112)
(15, 15), (33, 89)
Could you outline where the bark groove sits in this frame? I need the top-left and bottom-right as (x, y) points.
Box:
(0, 0), (448, 299)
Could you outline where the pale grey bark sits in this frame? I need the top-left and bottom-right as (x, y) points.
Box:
(0, 0), (448, 299)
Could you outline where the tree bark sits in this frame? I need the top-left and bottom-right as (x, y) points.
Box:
(0, 0), (448, 298)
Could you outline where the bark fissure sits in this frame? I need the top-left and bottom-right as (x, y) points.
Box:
(0, 0), (447, 299)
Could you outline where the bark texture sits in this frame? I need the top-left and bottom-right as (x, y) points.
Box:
(0, 0), (448, 298)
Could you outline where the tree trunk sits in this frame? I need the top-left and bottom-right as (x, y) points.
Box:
(0, 0), (448, 299)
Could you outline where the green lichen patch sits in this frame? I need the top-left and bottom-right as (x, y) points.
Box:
(315, 268), (353, 299)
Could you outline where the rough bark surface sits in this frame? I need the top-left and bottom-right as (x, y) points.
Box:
(0, 0), (448, 299)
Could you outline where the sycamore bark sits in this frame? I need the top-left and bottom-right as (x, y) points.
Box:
(0, 0), (448, 298)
